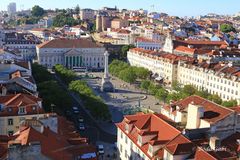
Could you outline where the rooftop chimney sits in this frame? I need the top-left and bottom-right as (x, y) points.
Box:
(209, 136), (220, 150)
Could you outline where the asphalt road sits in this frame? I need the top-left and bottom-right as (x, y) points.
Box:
(53, 73), (117, 144)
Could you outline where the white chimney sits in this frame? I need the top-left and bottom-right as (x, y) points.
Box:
(209, 136), (220, 150)
(186, 103), (204, 129)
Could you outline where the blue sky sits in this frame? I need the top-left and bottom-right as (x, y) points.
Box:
(1, 0), (239, 17)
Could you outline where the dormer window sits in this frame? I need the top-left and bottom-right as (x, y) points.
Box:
(18, 107), (26, 114)
(138, 135), (142, 145)
(0, 104), (4, 111)
(7, 107), (12, 112)
(125, 124), (129, 132)
(148, 145), (153, 154)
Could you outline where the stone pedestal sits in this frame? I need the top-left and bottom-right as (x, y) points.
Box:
(101, 51), (114, 92)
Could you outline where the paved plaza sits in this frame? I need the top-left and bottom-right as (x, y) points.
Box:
(78, 72), (162, 124)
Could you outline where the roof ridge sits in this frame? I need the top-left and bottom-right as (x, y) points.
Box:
(5, 94), (22, 106)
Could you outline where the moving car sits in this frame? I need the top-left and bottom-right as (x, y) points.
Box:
(72, 106), (80, 114)
(78, 116), (84, 123)
(79, 123), (85, 130)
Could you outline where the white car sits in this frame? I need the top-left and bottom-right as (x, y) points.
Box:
(72, 106), (80, 114)
(79, 123), (85, 130)
(97, 145), (104, 155)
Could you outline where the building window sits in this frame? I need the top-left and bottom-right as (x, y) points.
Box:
(125, 135), (128, 144)
(8, 131), (14, 136)
(148, 145), (153, 154)
(138, 135), (142, 144)
(8, 118), (13, 125)
(125, 150), (128, 158)
(8, 107), (12, 112)
(120, 144), (122, 153)
(120, 131), (123, 139)
(19, 117), (25, 122)
(19, 107), (26, 114)
(125, 124), (129, 132)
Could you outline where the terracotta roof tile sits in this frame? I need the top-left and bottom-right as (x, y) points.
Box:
(37, 39), (103, 49)
(174, 95), (233, 124)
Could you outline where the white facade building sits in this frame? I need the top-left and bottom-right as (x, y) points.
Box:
(127, 48), (240, 104)
(36, 38), (106, 69)
(135, 37), (162, 50)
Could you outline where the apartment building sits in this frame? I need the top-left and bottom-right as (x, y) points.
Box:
(111, 18), (129, 29)
(127, 46), (240, 103)
(116, 112), (238, 160)
(0, 93), (46, 135)
(3, 32), (41, 61)
(178, 61), (240, 102)
(127, 48), (194, 85)
(135, 37), (162, 51)
(79, 8), (95, 20)
(1, 116), (97, 160)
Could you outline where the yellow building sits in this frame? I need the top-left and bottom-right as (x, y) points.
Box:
(0, 93), (48, 135)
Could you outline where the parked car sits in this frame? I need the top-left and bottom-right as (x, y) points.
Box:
(97, 145), (104, 155)
(79, 123), (85, 130)
(78, 116), (84, 123)
(72, 106), (80, 114)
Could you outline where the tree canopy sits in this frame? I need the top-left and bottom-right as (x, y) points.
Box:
(220, 24), (236, 33)
(53, 13), (79, 27)
(31, 5), (45, 17)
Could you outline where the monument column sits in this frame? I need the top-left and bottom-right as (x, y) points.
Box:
(101, 50), (114, 92)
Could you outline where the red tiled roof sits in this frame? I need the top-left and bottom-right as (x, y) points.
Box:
(0, 94), (44, 116)
(194, 147), (218, 160)
(175, 46), (196, 54)
(164, 134), (195, 155)
(116, 113), (181, 159)
(173, 95), (233, 124)
(230, 106), (240, 113)
(11, 123), (96, 160)
(37, 39), (102, 49)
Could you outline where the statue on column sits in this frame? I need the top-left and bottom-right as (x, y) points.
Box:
(101, 51), (114, 92)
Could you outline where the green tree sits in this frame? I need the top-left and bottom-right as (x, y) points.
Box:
(166, 92), (182, 103)
(120, 45), (135, 60)
(182, 85), (196, 96)
(208, 94), (222, 105)
(156, 88), (169, 102)
(53, 13), (78, 27)
(119, 68), (136, 84)
(140, 80), (151, 91)
(220, 24), (236, 33)
(148, 82), (159, 95)
(31, 5), (45, 17)
(195, 89), (210, 99)
(172, 80), (181, 91)
(75, 5), (80, 14)
(222, 100), (238, 107)
(133, 67), (150, 79)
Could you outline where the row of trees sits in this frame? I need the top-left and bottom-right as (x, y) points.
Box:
(54, 64), (76, 83)
(54, 65), (111, 120)
(140, 79), (237, 107)
(32, 63), (72, 115)
(109, 60), (150, 83)
(69, 81), (111, 120)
